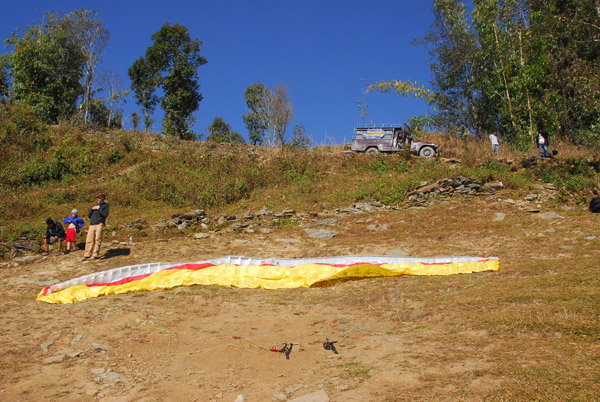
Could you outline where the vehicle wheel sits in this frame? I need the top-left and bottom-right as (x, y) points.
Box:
(419, 146), (435, 157)
(365, 147), (379, 154)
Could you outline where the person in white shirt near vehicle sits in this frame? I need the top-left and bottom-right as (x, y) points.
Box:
(489, 131), (499, 155)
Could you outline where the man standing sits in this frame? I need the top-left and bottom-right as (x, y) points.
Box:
(489, 131), (499, 155)
(82, 192), (109, 261)
(537, 130), (550, 159)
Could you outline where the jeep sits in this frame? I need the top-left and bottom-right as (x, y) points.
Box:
(350, 124), (439, 157)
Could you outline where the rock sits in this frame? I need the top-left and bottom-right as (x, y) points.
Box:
(304, 229), (338, 240)
(273, 392), (288, 401)
(12, 241), (34, 250)
(70, 334), (86, 346)
(232, 222), (250, 231)
(367, 224), (388, 231)
(386, 248), (409, 257)
(90, 368), (105, 375)
(493, 213), (506, 221)
(504, 199), (516, 205)
(524, 194), (539, 201)
(288, 390), (329, 402)
(545, 228), (556, 233)
(311, 219), (340, 227)
(177, 221), (188, 230)
(194, 233), (210, 240)
(225, 214), (237, 221)
(286, 384), (308, 395)
(88, 343), (107, 353)
(234, 395), (244, 402)
(94, 372), (122, 384)
(539, 211), (563, 219)
(584, 234), (596, 240)
(154, 220), (168, 229)
(12, 255), (39, 263)
(44, 354), (66, 363)
(257, 207), (273, 216)
(259, 228), (273, 234)
(524, 208), (541, 213)
(243, 211), (255, 220)
(483, 181), (504, 192)
(41, 341), (54, 353)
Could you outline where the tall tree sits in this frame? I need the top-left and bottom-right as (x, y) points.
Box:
(289, 123), (311, 150)
(243, 82), (269, 145)
(6, 12), (85, 123)
(97, 69), (128, 128)
(132, 22), (207, 140)
(421, 0), (479, 135)
(52, 9), (109, 125)
(267, 83), (293, 147)
(206, 116), (245, 143)
(0, 56), (9, 99)
(128, 57), (159, 132)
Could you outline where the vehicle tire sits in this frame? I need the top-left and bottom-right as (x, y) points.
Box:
(365, 147), (379, 154)
(419, 146), (435, 158)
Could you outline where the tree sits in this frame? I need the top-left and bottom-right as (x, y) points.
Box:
(97, 69), (128, 128)
(243, 82), (269, 145)
(206, 116), (245, 143)
(128, 57), (159, 132)
(267, 83), (293, 147)
(289, 123), (311, 150)
(421, 0), (479, 135)
(129, 22), (207, 140)
(131, 112), (140, 132)
(0, 56), (9, 99)
(52, 9), (109, 125)
(88, 98), (122, 128)
(6, 12), (85, 123)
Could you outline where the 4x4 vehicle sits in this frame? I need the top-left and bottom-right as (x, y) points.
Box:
(350, 124), (439, 157)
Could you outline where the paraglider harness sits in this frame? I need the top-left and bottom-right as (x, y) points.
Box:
(271, 343), (294, 360)
(323, 338), (338, 354)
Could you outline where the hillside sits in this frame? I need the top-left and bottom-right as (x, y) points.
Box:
(1, 122), (599, 401)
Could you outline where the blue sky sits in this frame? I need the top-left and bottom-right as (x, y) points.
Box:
(1, 0), (436, 145)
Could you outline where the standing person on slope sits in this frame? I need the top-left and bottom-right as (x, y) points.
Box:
(489, 131), (499, 156)
(82, 192), (109, 261)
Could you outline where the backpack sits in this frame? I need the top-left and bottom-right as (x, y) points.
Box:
(590, 197), (600, 213)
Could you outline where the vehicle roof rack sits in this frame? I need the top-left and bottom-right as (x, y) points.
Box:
(356, 124), (404, 129)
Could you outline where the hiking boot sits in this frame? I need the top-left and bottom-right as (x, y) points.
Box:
(81, 257), (90, 262)
(64, 250), (70, 255)
(42, 251), (49, 256)
(55, 251), (61, 256)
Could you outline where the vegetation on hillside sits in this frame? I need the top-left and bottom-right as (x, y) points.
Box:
(1, 102), (599, 258)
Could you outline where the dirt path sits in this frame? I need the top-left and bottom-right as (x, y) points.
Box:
(1, 197), (599, 401)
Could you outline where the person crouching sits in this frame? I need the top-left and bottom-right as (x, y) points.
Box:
(43, 218), (66, 256)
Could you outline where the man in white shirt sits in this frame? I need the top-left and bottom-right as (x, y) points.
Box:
(489, 132), (499, 155)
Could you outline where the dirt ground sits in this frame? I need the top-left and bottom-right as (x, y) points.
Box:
(1, 194), (599, 401)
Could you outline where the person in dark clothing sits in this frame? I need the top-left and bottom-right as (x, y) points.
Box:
(42, 218), (66, 256)
(82, 192), (110, 261)
(536, 130), (551, 158)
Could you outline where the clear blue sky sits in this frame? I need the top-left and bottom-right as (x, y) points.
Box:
(1, 0), (436, 145)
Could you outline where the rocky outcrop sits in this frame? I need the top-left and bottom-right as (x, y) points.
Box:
(407, 176), (503, 206)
